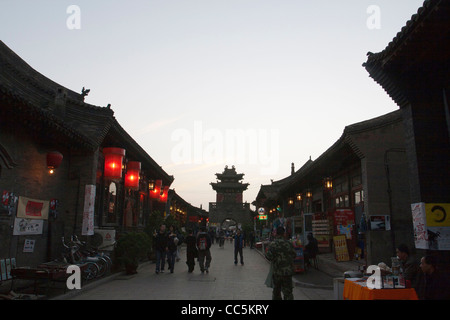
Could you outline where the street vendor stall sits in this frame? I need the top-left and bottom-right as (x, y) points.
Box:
(343, 278), (418, 300)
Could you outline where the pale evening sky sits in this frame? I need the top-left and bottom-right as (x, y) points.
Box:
(0, 0), (425, 209)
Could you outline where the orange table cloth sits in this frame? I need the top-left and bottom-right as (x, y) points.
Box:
(343, 279), (418, 300)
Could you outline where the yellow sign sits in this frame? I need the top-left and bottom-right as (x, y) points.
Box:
(333, 235), (349, 262)
(426, 203), (450, 227)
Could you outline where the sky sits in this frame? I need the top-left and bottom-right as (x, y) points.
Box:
(0, 0), (425, 209)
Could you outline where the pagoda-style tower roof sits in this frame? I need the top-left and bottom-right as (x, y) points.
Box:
(210, 165), (249, 192)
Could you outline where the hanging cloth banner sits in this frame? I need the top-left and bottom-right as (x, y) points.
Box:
(82, 184), (96, 236)
(17, 196), (49, 220)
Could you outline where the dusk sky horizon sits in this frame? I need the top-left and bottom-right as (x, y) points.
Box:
(0, 0), (425, 209)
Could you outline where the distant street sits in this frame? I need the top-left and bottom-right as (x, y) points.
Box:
(68, 242), (334, 300)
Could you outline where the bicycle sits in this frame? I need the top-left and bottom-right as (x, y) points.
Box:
(61, 237), (100, 281)
(70, 235), (112, 277)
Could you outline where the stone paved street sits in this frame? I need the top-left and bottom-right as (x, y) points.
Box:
(67, 242), (334, 300)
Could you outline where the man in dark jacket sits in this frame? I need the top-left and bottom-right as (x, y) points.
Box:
(234, 229), (244, 265)
(185, 229), (197, 273)
(416, 255), (450, 300)
(154, 224), (168, 274)
(196, 227), (212, 273)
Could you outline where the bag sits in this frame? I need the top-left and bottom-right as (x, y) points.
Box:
(198, 234), (207, 250)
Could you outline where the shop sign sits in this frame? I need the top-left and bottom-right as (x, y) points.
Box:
(333, 235), (349, 262)
(258, 215), (267, 220)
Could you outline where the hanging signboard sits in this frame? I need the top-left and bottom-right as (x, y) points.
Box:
(17, 196), (49, 220)
(82, 185), (96, 236)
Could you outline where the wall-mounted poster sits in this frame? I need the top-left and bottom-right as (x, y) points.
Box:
(411, 202), (450, 250)
(23, 239), (36, 253)
(17, 196), (49, 220)
(13, 218), (44, 235)
(370, 215), (391, 231)
(334, 209), (355, 239)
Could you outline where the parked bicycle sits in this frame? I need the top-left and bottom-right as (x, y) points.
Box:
(61, 237), (100, 281)
(70, 235), (112, 277)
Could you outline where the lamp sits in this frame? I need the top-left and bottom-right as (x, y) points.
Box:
(125, 161), (141, 190)
(159, 186), (169, 203)
(47, 151), (63, 174)
(324, 177), (333, 190)
(306, 190), (313, 198)
(103, 147), (126, 179)
(150, 180), (162, 199)
(296, 193), (302, 201)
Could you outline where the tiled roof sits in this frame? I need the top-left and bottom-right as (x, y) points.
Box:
(0, 40), (173, 184)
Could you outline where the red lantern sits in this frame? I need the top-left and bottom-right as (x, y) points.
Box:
(159, 186), (169, 203)
(125, 161), (141, 189)
(103, 147), (126, 179)
(47, 151), (63, 174)
(149, 180), (162, 199)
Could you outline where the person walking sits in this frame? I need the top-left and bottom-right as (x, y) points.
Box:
(166, 225), (178, 273)
(154, 224), (168, 274)
(265, 226), (296, 300)
(196, 226), (212, 274)
(234, 229), (244, 265)
(185, 229), (197, 273)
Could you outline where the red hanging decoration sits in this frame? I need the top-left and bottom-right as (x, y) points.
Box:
(149, 180), (162, 199)
(159, 186), (169, 203)
(103, 147), (126, 179)
(125, 161), (141, 190)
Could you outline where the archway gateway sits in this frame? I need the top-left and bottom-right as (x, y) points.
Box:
(221, 218), (237, 230)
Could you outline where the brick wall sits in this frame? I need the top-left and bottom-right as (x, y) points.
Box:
(0, 124), (97, 267)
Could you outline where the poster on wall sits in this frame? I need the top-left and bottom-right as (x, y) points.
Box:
(411, 202), (450, 250)
(82, 184), (96, 236)
(17, 196), (49, 220)
(425, 203), (450, 250)
(23, 239), (36, 253)
(412, 203), (428, 249)
(369, 215), (391, 231)
(334, 209), (355, 239)
(13, 218), (44, 235)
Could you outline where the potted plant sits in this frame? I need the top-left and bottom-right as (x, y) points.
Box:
(115, 232), (151, 274)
